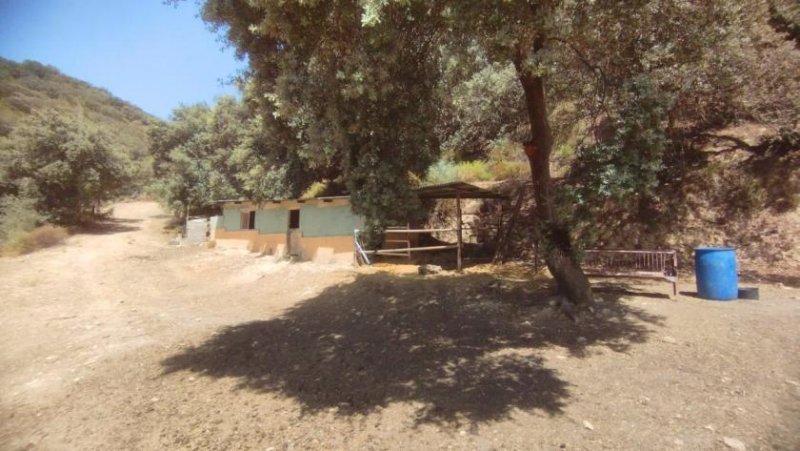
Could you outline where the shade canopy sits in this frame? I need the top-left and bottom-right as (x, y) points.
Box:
(415, 181), (507, 199)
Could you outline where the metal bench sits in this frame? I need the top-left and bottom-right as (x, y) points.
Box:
(583, 249), (678, 296)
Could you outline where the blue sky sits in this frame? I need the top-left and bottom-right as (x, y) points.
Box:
(0, 0), (247, 119)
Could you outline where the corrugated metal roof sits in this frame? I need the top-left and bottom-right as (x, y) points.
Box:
(215, 182), (505, 203)
(415, 181), (507, 199)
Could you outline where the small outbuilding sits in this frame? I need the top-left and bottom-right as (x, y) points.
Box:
(214, 196), (363, 263)
(212, 182), (506, 266)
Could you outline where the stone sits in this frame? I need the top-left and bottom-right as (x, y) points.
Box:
(577, 336), (588, 344)
(418, 264), (443, 275)
(582, 420), (594, 431)
(722, 437), (746, 451)
(662, 336), (678, 344)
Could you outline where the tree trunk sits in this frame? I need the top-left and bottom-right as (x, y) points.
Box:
(513, 35), (593, 305)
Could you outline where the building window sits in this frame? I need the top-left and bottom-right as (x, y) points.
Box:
(289, 209), (300, 229)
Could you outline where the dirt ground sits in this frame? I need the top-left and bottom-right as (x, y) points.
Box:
(1, 202), (798, 450)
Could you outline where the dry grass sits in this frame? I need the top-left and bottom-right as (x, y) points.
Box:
(2, 225), (69, 255)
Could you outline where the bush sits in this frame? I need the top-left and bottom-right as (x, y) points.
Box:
(456, 160), (492, 182)
(0, 195), (43, 242)
(3, 225), (68, 255)
(425, 160), (459, 185)
(301, 181), (329, 199)
(486, 139), (530, 180)
(425, 159), (495, 185)
(489, 160), (529, 180)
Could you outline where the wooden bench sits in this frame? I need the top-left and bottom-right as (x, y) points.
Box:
(583, 249), (678, 296)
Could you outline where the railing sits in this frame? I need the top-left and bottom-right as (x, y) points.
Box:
(353, 229), (372, 265)
(583, 249), (678, 295)
(353, 228), (460, 265)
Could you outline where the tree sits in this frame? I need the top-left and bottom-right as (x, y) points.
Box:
(200, 0), (442, 244)
(0, 111), (129, 223)
(196, 0), (796, 304)
(148, 97), (297, 216)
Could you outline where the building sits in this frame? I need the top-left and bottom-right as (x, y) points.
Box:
(214, 196), (362, 263)
(212, 182), (506, 266)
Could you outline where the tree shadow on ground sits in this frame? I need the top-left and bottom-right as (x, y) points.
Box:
(74, 218), (141, 235)
(162, 272), (665, 426)
(739, 270), (800, 288)
(591, 280), (674, 300)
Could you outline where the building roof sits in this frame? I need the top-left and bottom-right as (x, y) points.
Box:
(415, 181), (507, 199)
(216, 182), (505, 204)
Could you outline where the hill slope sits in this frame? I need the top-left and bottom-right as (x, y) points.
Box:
(0, 57), (157, 162)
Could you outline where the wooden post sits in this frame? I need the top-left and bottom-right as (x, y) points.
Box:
(456, 194), (463, 272)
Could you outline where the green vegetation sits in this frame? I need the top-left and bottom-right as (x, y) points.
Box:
(0, 57), (159, 253)
(1, 111), (130, 222)
(148, 97), (300, 217)
(174, 0), (799, 304)
(0, 58), (156, 170)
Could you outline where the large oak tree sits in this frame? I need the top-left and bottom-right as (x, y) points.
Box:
(196, 0), (793, 304)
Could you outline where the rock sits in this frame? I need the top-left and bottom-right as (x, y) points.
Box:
(582, 420), (594, 431)
(722, 437), (746, 451)
(418, 264), (443, 275)
(459, 430), (467, 436)
(662, 336), (678, 344)
(703, 425), (715, 432)
(576, 336), (588, 344)
(674, 438), (684, 446)
(593, 296), (605, 304)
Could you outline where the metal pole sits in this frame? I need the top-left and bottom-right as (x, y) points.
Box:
(456, 194), (463, 272)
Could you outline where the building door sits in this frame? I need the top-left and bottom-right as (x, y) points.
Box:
(288, 209), (301, 256)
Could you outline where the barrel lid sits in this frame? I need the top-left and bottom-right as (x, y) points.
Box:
(694, 246), (736, 251)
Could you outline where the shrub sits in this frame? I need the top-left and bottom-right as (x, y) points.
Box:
(425, 160), (459, 185)
(0, 195), (43, 242)
(3, 225), (68, 255)
(456, 160), (492, 182)
(301, 181), (329, 199)
(725, 177), (768, 218)
(489, 160), (529, 180)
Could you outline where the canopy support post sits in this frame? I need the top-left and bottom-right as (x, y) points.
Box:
(456, 194), (463, 272)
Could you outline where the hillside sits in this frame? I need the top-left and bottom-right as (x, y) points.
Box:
(0, 57), (157, 162)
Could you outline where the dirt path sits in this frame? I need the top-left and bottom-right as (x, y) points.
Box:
(1, 202), (799, 450)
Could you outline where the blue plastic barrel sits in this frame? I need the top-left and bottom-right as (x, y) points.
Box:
(695, 247), (738, 300)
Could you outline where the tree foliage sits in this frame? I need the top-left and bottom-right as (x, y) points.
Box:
(148, 97), (297, 215)
(183, 0), (799, 302)
(0, 111), (130, 224)
(0, 57), (156, 187)
(200, 0), (442, 240)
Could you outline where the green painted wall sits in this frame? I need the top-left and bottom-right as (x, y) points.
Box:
(255, 208), (288, 234)
(222, 207), (241, 230)
(300, 205), (363, 237)
(222, 203), (362, 236)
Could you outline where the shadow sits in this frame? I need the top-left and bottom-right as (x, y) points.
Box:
(739, 270), (800, 288)
(162, 273), (664, 426)
(679, 291), (701, 299)
(75, 218), (141, 235)
(591, 281), (673, 300)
